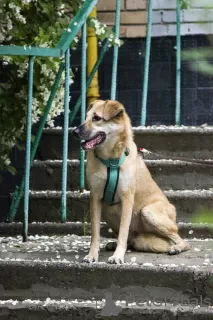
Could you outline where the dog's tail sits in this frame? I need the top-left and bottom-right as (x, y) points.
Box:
(131, 233), (171, 253)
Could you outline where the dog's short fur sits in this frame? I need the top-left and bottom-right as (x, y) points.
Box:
(73, 100), (190, 264)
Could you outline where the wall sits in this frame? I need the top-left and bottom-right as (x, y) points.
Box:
(97, 0), (213, 37)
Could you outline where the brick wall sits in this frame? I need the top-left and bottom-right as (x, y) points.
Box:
(97, 0), (213, 38)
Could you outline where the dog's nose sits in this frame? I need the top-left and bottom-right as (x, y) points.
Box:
(72, 126), (80, 139)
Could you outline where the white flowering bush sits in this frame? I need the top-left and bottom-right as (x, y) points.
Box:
(88, 18), (123, 48)
(0, 0), (122, 178)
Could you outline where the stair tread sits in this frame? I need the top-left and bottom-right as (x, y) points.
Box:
(0, 234), (212, 270)
(0, 234), (212, 308)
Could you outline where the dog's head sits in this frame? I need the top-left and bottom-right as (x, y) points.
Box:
(72, 100), (126, 151)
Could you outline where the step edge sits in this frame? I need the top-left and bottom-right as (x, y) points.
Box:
(11, 189), (213, 199)
(0, 221), (211, 228)
(0, 298), (212, 313)
(0, 256), (211, 274)
(32, 159), (213, 167)
(42, 126), (213, 135)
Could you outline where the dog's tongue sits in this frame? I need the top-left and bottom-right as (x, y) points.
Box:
(82, 135), (103, 150)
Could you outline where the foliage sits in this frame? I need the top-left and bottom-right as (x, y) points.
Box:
(88, 18), (123, 47)
(0, 0), (122, 177)
(192, 209), (213, 226)
(179, 0), (192, 9)
(182, 1), (213, 77)
(183, 47), (213, 75)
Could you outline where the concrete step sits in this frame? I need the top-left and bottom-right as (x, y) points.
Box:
(0, 299), (212, 319)
(1, 222), (212, 239)
(13, 189), (213, 223)
(0, 235), (212, 304)
(0, 221), (213, 239)
(0, 236), (213, 307)
(31, 159), (213, 191)
(35, 126), (213, 160)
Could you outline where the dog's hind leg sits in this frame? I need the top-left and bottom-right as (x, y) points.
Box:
(131, 233), (171, 253)
(105, 241), (132, 251)
(140, 201), (190, 255)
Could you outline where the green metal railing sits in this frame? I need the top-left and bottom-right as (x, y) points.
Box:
(111, 0), (121, 100)
(141, 0), (152, 126)
(7, 63), (65, 226)
(1, 0), (122, 241)
(176, 0), (181, 126)
(1, 0), (100, 241)
(80, 23), (87, 192)
(140, 0), (181, 126)
(61, 48), (70, 223)
(1, 0), (182, 241)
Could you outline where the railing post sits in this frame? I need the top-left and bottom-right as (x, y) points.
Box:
(176, 0), (181, 126)
(61, 48), (70, 223)
(23, 56), (34, 242)
(140, 0), (152, 126)
(111, 0), (121, 100)
(80, 23), (87, 192)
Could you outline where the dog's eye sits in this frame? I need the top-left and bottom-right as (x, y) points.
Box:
(92, 115), (102, 122)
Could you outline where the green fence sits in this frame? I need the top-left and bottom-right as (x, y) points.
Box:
(0, 0), (182, 241)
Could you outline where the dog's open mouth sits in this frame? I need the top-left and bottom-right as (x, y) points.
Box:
(81, 132), (106, 150)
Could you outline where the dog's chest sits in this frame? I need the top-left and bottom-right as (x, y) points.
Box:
(87, 164), (131, 201)
(88, 168), (107, 191)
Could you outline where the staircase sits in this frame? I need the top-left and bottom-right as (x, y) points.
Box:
(0, 126), (213, 319)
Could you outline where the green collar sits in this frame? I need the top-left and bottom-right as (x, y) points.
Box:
(94, 148), (129, 206)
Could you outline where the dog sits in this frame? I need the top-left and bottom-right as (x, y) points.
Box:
(72, 99), (190, 264)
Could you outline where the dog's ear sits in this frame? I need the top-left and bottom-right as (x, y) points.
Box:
(103, 100), (124, 121)
(87, 100), (99, 112)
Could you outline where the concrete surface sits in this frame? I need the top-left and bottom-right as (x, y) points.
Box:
(13, 189), (213, 223)
(36, 127), (213, 160)
(0, 222), (212, 239)
(0, 235), (212, 302)
(30, 159), (213, 191)
(0, 299), (212, 319)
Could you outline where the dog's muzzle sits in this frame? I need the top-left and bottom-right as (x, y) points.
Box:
(72, 126), (80, 139)
(72, 125), (106, 150)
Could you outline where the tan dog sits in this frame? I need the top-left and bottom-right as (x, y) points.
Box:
(73, 100), (190, 264)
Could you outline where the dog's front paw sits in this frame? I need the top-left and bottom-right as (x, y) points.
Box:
(108, 251), (125, 265)
(83, 252), (99, 263)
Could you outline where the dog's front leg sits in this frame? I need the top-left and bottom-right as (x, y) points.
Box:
(108, 193), (134, 264)
(83, 193), (101, 263)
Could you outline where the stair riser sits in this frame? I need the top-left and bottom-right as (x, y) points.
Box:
(30, 163), (213, 191)
(15, 196), (213, 223)
(0, 306), (212, 320)
(35, 131), (213, 160)
(0, 222), (212, 239)
(0, 262), (211, 302)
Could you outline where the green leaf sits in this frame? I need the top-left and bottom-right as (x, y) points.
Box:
(179, 0), (191, 9)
